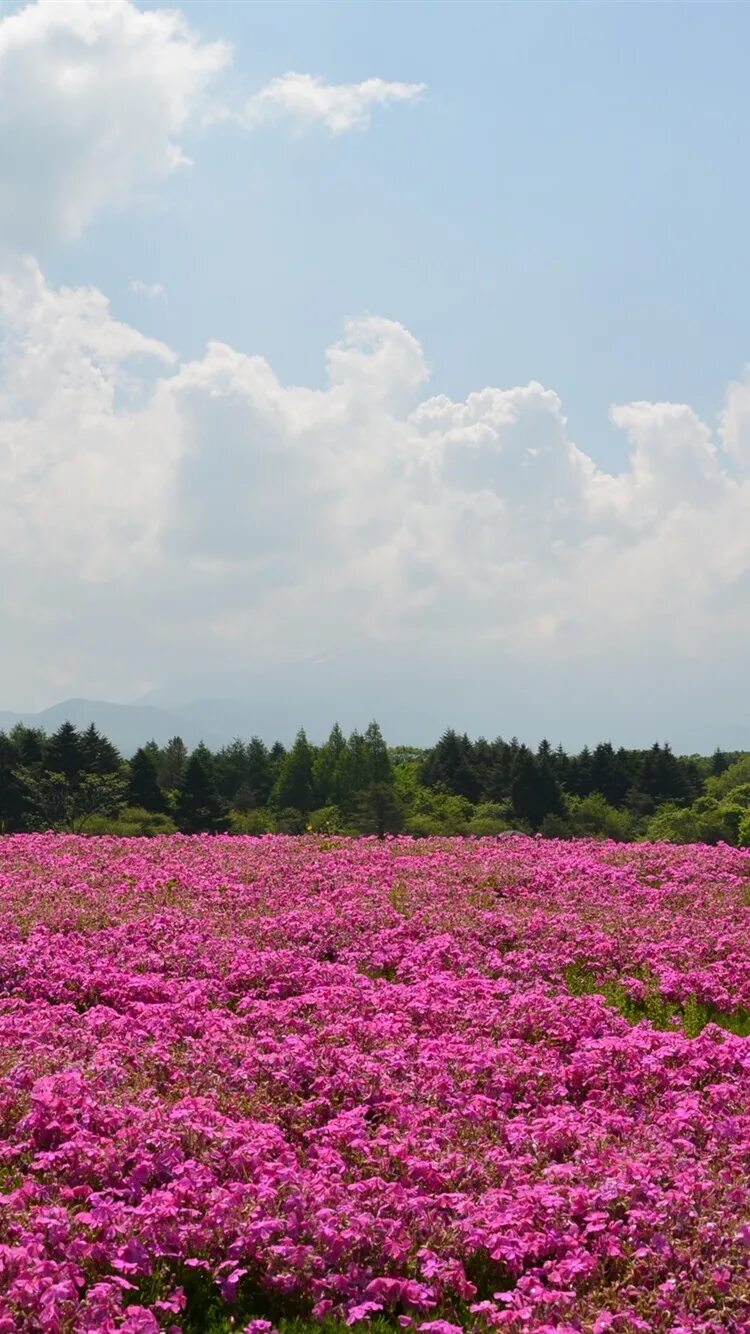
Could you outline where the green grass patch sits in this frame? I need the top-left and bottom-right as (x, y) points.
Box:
(564, 963), (750, 1037)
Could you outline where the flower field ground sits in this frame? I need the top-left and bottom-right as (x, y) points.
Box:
(3, 836), (750, 1333)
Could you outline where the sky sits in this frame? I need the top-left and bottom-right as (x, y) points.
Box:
(2, 0), (750, 748)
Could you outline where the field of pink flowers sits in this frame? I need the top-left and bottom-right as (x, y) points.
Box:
(2, 834), (750, 1334)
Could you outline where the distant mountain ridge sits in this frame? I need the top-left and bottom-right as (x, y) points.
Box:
(0, 698), (231, 756)
(1, 693), (749, 758)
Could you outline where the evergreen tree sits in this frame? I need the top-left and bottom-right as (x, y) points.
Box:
(80, 723), (121, 775)
(271, 730), (315, 814)
(127, 747), (166, 812)
(344, 730), (371, 802)
(313, 723), (348, 807)
(214, 738), (249, 803)
(158, 736), (188, 792)
(45, 722), (84, 787)
(471, 737), (494, 799)
(0, 733), (27, 832)
(553, 743), (571, 790)
(363, 720), (392, 785)
(483, 738), (513, 802)
(356, 782), (403, 838)
(421, 729), (480, 802)
(246, 737), (273, 808)
(640, 743), (696, 807)
(10, 724), (44, 769)
(175, 751), (230, 833)
(711, 747), (731, 777)
(590, 742), (628, 807)
(510, 746), (565, 830)
(268, 741), (287, 786)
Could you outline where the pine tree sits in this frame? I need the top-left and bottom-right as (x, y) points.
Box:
(128, 747), (166, 812)
(80, 723), (121, 775)
(45, 722), (84, 787)
(363, 721), (392, 784)
(421, 729), (479, 801)
(9, 724), (44, 768)
(271, 730), (315, 814)
(313, 723), (347, 807)
(214, 738), (249, 803)
(510, 747), (564, 830)
(711, 747), (731, 777)
(158, 736), (188, 792)
(591, 742), (628, 807)
(175, 752), (230, 834)
(356, 782), (403, 838)
(0, 733), (27, 832)
(246, 737), (274, 808)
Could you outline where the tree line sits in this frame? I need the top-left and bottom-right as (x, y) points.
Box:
(0, 719), (749, 844)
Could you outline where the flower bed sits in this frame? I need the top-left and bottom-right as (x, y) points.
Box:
(1, 834), (750, 1332)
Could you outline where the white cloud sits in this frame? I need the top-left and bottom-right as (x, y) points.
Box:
(0, 1), (425, 252)
(129, 278), (167, 301)
(0, 0), (229, 247)
(0, 260), (176, 581)
(3, 264), (750, 729)
(240, 72), (426, 133)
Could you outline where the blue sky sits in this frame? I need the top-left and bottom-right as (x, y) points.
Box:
(2, 0), (750, 747)
(54, 0), (750, 463)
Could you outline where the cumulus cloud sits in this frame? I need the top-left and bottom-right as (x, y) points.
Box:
(0, 1), (425, 251)
(2, 263), (750, 729)
(240, 72), (426, 133)
(0, 259), (176, 581)
(0, 0), (229, 247)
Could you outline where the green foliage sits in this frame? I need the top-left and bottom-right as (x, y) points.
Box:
(306, 805), (348, 834)
(405, 792), (472, 836)
(0, 733), (27, 832)
(175, 752), (230, 834)
(312, 723), (348, 808)
(564, 963), (750, 1037)
(705, 754), (750, 801)
(567, 793), (634, 841)
(466, 802), (513, 836)
(156, 736), (188, 792)
(228, 808), (275, 835)
(539, 812), (571, 839)
(275, 807), (307, 834)
(272, 730), (315, 814)
(16, 769), (127, 833)
(79, 723), (121, 775)
(421, 728), (480, 801)
(354, 782), (403, 838)
(647, 794), (750, 845)
(645, 802), (703, 844)
(510, 747), (564, 830)
(127, 747), (167, 813)
(85, 806), (177, 836)
(44, 721), (85, 786)
(2, 712), (750, 844)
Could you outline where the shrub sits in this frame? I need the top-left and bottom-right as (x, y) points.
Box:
(85, 806), (177, 836)
(568, 793), (634, 841)
(466, 802), (514, 836)
(229, 808), (275, 835)
(307, 806), (349, 834)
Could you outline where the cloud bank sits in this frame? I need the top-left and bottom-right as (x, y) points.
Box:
(2, 260), (750, 730)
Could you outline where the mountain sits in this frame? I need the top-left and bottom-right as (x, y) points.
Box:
(2, 672), (750, 757)
(0, 698), (223, 756)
